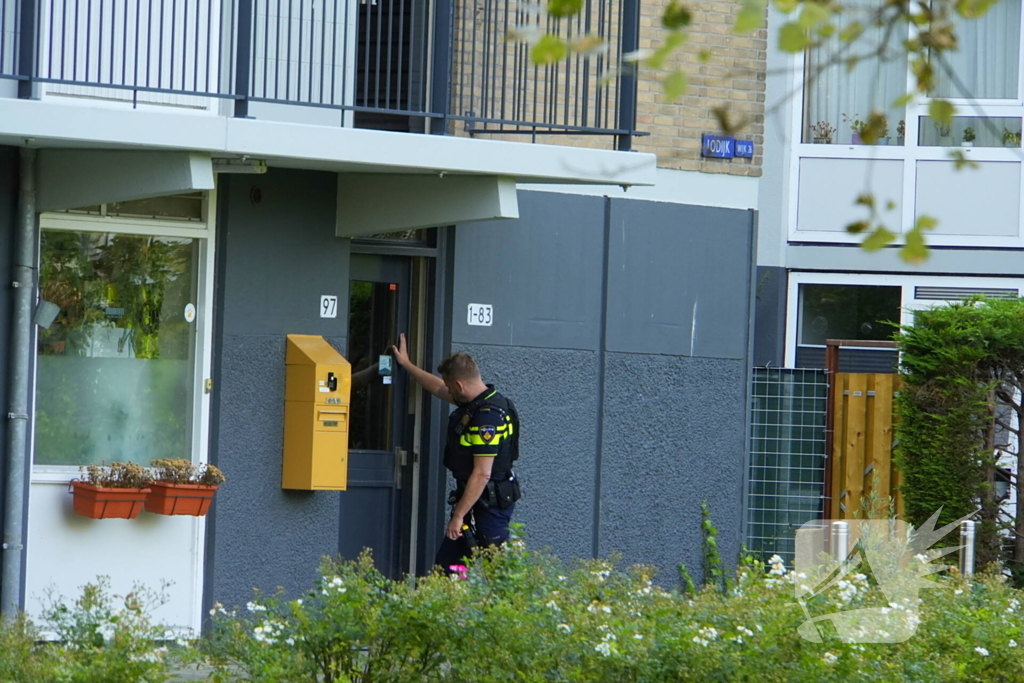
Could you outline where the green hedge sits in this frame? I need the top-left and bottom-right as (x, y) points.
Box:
(5, 539), (1024, 682)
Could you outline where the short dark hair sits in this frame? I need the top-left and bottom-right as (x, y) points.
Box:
(437, 352), (481, 382)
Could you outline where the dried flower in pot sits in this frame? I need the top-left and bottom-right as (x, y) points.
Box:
(145, 459), (226, 516)
(71, 462), (153, 519)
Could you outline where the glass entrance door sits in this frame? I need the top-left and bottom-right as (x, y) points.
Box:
(341, 254), (413, 576)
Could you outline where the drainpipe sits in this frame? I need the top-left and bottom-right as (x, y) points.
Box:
(1, 148), (36, 620)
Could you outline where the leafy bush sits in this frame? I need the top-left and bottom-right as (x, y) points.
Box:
(39, 576), (176, 682)
(199, 531), (1024, 683)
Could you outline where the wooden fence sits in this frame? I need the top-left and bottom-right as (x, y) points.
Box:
(828, 373), (903, 520)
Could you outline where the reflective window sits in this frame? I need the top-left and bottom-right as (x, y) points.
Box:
(799, 284), (902, 346)
(347, 280), (398, 451)
(35, 231), (198, 466)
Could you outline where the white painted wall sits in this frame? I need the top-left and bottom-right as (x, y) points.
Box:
(24, 483), (205, 633)
(520, 166), (759, 210)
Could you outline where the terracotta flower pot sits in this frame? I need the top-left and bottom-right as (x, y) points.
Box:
(71, 481), (150, 519)
(144, 482), (218, 516)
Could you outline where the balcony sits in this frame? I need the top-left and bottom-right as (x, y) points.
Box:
(0, 0), (639, 148)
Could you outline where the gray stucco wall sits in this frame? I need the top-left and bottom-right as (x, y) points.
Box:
(753, 265), (787, 367)
(454, 191), (755, 584)
(207, 170), (349, 611)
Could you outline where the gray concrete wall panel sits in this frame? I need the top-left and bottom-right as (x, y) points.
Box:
(452, 191), (605, 351)
(599, 353), (748, 580)
(451, 343), (599, 560)
(209, 170), (347, 609)
(605, 200), (753, 359)
(220, 171), (348, 337)
(753, 266), (787, 367)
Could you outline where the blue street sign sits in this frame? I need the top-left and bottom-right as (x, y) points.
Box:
(735, 140), (755, 158)
(702, 134), (735, 159)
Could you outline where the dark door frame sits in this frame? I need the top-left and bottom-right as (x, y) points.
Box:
(348, 227), (453, 576)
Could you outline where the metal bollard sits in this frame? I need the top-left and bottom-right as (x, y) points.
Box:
(832, 521), (850, 563)
(960, 520), (976, 577)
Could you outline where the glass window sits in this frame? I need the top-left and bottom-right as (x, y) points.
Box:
(932, 3), (1021, 100)
(803, 0), (908, 145)
(35, 231), (198, 466)
(799, 284), (902, 346)
(347, 280), (398, 451)
(918, 115), (1022, 147)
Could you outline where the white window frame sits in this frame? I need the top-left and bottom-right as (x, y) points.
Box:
(788, 10), (1024, 249)
(785, 271), (1024, 367)
(30, 192), (217, 484)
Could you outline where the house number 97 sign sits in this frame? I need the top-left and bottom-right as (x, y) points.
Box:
(467, 303), (493, 326)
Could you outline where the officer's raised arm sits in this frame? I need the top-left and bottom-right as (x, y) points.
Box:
(390, 333), (456, 404)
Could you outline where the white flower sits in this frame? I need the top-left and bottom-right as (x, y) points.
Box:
(975, 647), (990, 657)
(295, 599), (303, 606)
(595, 642), (613, 657)
(737, 626), (754, 637)
(633, 634), (644, 640)
(208, 601), (228, 617)
(557, 624), (571, 633)
(558, 575), (567, 581)
(593, 569), (611, 579)
(755, 625), (762, 631)
(546, 600), (560, 610)
(823, 652), (839, 665)
(955, 589), (964, 595)
(246, 601), (267, 613)
(692, 636), (710, 647)
(1011, 640), (1019, 648)
(698, 626), (719, 641)
(915, 553), (931, 564)
(330, 576), (344, 587)
(602, 605), (612, 614)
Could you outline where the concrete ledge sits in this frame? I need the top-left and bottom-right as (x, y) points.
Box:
(337, 174), (519, 236)
(38, 150), (215, 211)
(0, 98), (657, 187)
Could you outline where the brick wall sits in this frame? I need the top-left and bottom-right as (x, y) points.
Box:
(634, 0), (767, 176)
(452, 0), (768, 178)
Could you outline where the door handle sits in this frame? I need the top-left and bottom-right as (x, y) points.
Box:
(394, 448), (408, 489)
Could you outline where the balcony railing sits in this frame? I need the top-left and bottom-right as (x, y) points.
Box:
(0, 0), (637, 146)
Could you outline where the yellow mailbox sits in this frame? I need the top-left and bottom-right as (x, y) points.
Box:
(282, 334), (351, 490)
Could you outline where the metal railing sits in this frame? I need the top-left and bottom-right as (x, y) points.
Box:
(0, 0), (636, 142)
(747, 368), (830, 564)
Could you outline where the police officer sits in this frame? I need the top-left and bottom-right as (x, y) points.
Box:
(391, 334), (521, 570)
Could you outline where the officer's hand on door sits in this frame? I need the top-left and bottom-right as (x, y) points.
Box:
(391, 333), (411, 369)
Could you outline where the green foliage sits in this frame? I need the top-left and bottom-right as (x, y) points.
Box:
(896, 298), (1024, 568)
(38, 576), (177, 682)
(701, 501), (724, 592)
(194, 539), (1024, 682)
(0, 614), (62, 682)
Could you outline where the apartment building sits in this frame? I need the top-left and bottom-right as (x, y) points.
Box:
(0, 0), (766, 631)
(751, 2), (1024, 559)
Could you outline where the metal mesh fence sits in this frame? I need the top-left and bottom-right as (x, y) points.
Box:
(747, 368), (828, 564)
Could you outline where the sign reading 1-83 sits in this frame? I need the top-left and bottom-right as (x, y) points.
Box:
(467, 303), (493, 326)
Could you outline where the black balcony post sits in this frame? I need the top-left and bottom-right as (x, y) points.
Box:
(17, 0), (38, 98)
(428, 0), (453, 134)
(615, 0), (640, 151)
(234, 0), (254, 117)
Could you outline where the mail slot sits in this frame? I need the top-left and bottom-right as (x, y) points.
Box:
(282, 334), (351, 490)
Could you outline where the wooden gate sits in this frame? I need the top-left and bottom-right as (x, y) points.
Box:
(827, 373), (903, 520)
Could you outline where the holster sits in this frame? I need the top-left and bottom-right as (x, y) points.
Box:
(450, 472), (521, 511)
